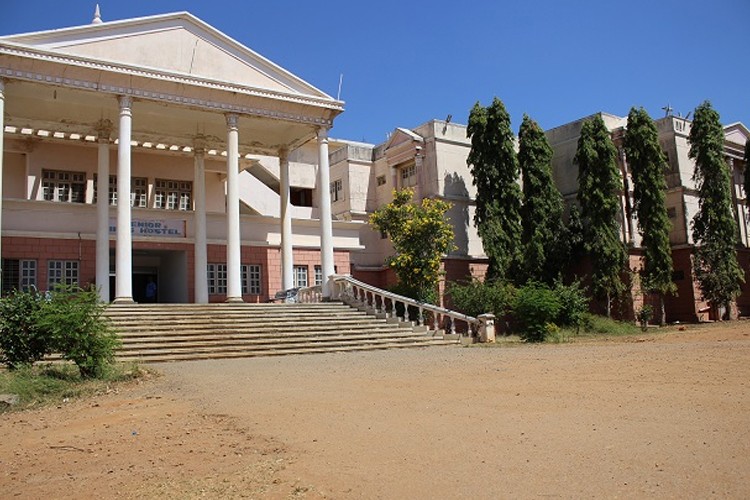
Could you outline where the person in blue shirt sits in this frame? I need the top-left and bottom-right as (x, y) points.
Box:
(145, 277), (157, 303)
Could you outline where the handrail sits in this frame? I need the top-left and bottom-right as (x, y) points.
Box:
(330, 274), (486, 338)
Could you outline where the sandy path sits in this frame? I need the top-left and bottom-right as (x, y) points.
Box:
(2, 323), (749, 498)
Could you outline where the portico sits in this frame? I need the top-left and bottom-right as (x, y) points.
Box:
(0, 12), (352, 303)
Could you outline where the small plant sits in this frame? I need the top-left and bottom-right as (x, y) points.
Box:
(0, 288), (50, 369)
(636, 304), (654, 331)
(36, 284), (120, 378)
(513, 282), (561, 342)
(553, 280), (588, 333)
(448, 279), (516, 319)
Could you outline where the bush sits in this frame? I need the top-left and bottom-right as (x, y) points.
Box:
(448, 279), (515, 318)
(513, 282), (562, 342)
(0, 288), (50, 369)
(1, 285), (120, 378)
(36, 285), (120, 378)
(636, 305), (653, 331)
(553, 280), (588, 331)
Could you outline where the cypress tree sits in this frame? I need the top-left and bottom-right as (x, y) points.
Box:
(744, 139), (750, 204)
(689, 101), (744, 319)
(466, 97), (522, 281)
(574, 114), (627, 317)
(624, 107), (676, 325)
(518, 114), (565, 284)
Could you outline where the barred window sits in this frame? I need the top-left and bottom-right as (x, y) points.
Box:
(47, 260), (78, 289)
(2, 259), (37, 294)
(42, 170), (86, 203)
(314, 265), (323, 286)
(155, 179), (192, 211)
(241, 264), (262, 295)
(293, 265), (308, 288)
(207, 263), (227, 295)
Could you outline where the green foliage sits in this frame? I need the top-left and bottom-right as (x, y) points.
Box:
(553, 280), (588, 331)
(0, 289), (50, 369)
(574, 114), (627, 316)
(636, 304), (654, 331)
(513, 282), (562, 342)
(744, 139), (750, 213)
(578, 313), (640, 336)
(448, 279), (516, 318)
(36, 284), (120, 378)
(689, 101), (745, 315)
(624, 107), (676, 325)
(370, 188), (455, 304)
(467, 98), (522, 281)
(1, 285), (120, 378)
(518, 114), (566, 284)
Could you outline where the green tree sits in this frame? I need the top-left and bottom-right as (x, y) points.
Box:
(466, 98), (522, 281)
(370, 188), (455, 303)
(624, 107), (676, 325)
(574, 114), (627, 317)
(689, 101), (744, 319)
(518, 114), (565, 284)
(744, 139), (750, 206)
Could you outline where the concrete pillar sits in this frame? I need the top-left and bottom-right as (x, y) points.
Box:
(317, 127), (335, 298)
(279, 147), (293, 291)
(114, 96), (134, 303)
(95, 119), (113, 303)
(193, 136), (208, 304)
(0, 80), (5, 278)
(478, 313), (496, 343)
(225, 113), (242, 302)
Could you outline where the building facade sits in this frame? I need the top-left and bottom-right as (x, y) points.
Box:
(0, 11), (361, 303)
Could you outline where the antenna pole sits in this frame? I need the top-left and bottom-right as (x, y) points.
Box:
(337, 74), (343, 101)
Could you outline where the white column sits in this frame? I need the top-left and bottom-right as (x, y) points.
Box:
(225, 113), (242, 302)
(317, 127), (335, 299)
(0, 80), (5, 276)
(114, 96), (134, 303)
(193, 136), (209, 304)
(279, 147), (294, 291)
(95, 120), (112, 303)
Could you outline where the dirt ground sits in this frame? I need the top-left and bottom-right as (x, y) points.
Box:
(2, 322), (749, 499)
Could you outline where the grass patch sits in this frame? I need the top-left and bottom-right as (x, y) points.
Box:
(0, 362), (150, 413)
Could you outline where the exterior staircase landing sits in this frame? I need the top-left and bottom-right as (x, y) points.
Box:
(106, 302), (457, 363)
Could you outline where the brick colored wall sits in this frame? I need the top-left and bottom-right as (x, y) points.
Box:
(4, 236), (97, 290)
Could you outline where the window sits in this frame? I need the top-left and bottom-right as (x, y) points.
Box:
(399, 163), (417, 188)
(293, 265), (308, 288)
(2, 259), (37, 294)
(93, 176), (147, 207)
(330, 179), (343, 202)
(42, 170), (86, 203)
(155, 179), (192, 210)
(314, 265), (323, 286)
(47, 260), (78, 289)
(376, 175), (386, 187)
(207, 263), (227, 295)
(242, 264), (262, 295)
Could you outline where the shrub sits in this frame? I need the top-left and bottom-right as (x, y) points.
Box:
(0, 288), (51, 369)
(448, 279), (515, 318)
(35, 285), (120, 379)
(553, 280), (589, 332)
(636, 305), (654, 331)
(513, 282), (561, 342)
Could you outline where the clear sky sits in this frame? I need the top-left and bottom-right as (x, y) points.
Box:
(1, 1), (748, 145)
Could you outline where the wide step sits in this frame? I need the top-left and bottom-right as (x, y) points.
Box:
(106, 302), (458, 362)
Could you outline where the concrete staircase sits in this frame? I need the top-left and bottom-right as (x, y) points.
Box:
(106, 302), (458, 363)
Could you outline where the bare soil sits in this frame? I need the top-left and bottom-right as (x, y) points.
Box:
(2, 321), (749, 499)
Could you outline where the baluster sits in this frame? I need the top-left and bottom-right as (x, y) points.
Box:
(449, 317), (456, 335)
(418, 307), (424, 326)
(390, 298), (397, 319)
(375, 294), (383, 315)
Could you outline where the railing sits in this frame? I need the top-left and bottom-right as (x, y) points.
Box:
(326, 275), (494, 340)
(297, 285), (323, 303)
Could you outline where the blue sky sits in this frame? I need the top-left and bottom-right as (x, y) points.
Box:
(1, 1), (748, 144)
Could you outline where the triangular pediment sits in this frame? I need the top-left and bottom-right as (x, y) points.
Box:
(385, 127), (424, 150)
(724, 122), (750, 147)
(0, 12), (332, 99)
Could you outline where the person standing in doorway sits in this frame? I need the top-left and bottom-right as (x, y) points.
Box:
(145, 277), (157, 303)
